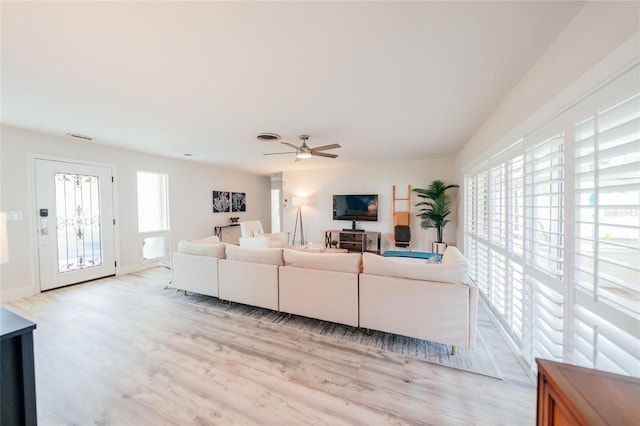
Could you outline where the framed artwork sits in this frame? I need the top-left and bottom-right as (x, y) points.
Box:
(232, 192), (246, 212)
(212, 191), (231, 213)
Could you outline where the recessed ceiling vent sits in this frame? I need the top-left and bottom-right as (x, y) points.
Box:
(67, 133), (94, 141)
(256, 132), (281, 142)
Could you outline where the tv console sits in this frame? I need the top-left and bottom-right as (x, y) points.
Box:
(325, 229), (381, 254)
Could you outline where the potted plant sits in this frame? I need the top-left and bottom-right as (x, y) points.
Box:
(413, 180), (459, 254)
(330, 239), (338, 248)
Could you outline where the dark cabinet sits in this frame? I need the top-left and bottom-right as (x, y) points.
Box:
(1, 307), (37, 426)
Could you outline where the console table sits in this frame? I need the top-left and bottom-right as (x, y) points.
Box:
(213, 224), (241, 244)
(325, 230), (381, 254)
(1, 307), (37, 426)
(536, 358), (640, 425)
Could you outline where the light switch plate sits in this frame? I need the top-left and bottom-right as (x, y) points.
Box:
(6, 211), (23, 221)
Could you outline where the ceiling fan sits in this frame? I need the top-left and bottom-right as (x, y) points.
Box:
(264, 135), (341, 161)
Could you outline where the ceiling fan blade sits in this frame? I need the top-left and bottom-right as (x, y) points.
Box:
(311, 143), (341, 152)
(263, 152), (295, 156)
(280, 142), (300, 150)
(312, 152), (338, 158)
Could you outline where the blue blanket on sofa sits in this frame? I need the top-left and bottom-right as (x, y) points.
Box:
(382, 250), (441, 261)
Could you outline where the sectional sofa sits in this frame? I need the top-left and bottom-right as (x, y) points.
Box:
(171, 238), (478, 351)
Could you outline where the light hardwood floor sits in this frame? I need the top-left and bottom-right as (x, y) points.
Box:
(3, 268), (536, 425)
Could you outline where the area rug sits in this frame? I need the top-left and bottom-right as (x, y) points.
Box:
(158, 284), (502, 380)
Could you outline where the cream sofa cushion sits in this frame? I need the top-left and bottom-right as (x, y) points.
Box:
(225, 244), (284, 266)
(441, 245), (467, 265)
(177, 237), (226, 258)
(283, 249), (362, 273)
(362, 249), (469, 284)
(219, 260), (279, 310)
(279, 266), (359, 326)
(172, 252), (220, 297)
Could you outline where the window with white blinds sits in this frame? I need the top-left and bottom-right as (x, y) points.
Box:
(464, 64), (640, 377)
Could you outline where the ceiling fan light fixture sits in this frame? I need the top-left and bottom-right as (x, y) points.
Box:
(263, 133), (340, 160)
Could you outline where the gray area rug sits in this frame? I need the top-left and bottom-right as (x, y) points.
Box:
(158, 284), (503, 380)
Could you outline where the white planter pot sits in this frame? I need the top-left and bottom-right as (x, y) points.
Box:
(432, 242), (447, 255)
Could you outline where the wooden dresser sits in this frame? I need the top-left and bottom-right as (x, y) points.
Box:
(536, 358), (640, 425)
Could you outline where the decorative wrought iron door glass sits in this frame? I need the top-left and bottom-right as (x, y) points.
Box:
(55, 172), (103, 273)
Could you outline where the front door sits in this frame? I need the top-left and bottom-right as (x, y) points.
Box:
(35, 159), (116, 291)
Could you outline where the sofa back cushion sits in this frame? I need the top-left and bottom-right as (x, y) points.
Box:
(177, 237), (226, 258)
(225, 244), (284, 266)
(362, 251), (469, 284)
(283, 249), (362, 273)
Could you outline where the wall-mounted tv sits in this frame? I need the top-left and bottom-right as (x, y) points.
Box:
(333, 194), (378, 222)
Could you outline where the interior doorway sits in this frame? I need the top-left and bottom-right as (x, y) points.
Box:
(271, 173), (283, 233)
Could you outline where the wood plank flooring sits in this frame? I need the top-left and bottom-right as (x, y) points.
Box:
(2, 267), (536, 425)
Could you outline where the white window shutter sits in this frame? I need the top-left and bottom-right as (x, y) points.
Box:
(463, 65), (640, 377)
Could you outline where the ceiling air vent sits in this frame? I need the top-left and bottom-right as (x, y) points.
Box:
(256, 132), (281, 142)
(67, 133), (94, 141)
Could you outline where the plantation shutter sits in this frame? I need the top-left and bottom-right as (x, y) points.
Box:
(572, 68), (640, 377)
(525, 130), (566, 366)
(490, 164), (507, 315)
(464, 174), (478, 282)
(463, 63), (639, 377)
(476, 171), (490, 295)
(507, 154), (526, 344)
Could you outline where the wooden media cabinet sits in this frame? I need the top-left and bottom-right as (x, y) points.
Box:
(325, 229), (381, 254)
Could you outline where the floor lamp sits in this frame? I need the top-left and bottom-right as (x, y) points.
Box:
(291, 197), (306, 246)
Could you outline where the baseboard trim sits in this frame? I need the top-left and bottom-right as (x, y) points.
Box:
(479, 297), (537, 385)
(0, 285), (39, 303)
(1, 261), (171, 302)
(118, 260), (170, 275)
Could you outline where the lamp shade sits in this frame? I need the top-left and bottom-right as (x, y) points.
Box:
(291, 196), (307, 207)
(0, 212), (8, 264)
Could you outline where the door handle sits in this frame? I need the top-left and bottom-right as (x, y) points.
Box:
(40, 218), (48, 235)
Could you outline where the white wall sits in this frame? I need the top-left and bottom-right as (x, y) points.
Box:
(0, 125), (271, 300)
(282, 157), (456, 253)
(454, 2), (640, 251)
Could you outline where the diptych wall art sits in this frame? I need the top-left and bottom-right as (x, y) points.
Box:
(213, 190), (246, 213)
(231, 192), (246, 212)
(212, 191), (230, 213)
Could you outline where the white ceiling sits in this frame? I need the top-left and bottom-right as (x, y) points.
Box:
(1, 1), (585, 176)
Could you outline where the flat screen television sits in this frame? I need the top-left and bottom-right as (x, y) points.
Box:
(333, 194), (378, 222)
